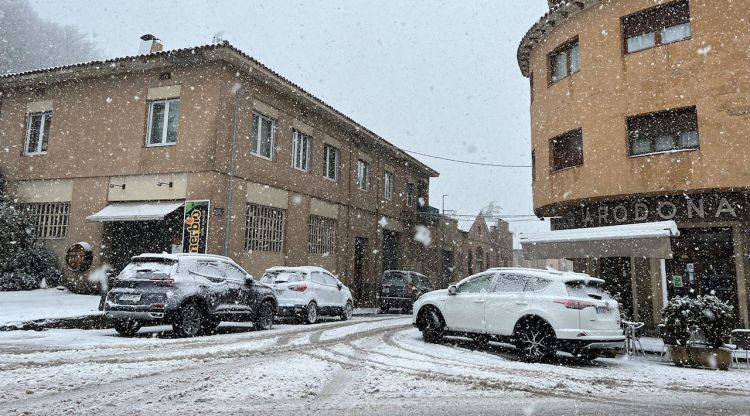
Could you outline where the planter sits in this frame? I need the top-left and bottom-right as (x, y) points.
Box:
(671, 345), (732, 371)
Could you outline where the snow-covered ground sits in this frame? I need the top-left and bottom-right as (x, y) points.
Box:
(0, 316), (748, 415)
(0, 288), (101, 326)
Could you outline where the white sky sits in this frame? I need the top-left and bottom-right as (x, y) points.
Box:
(29, 0), (552, 242)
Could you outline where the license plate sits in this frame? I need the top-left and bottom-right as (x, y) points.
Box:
(119, 294), (141, 302)
(596, 306), (610, 314)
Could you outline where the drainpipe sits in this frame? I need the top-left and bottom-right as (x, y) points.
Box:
(223, 84), (242, 257)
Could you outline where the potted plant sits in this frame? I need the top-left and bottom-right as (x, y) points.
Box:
(662, 295), (735, 370)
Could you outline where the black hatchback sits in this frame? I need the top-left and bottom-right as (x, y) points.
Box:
(103, 253), (277, 337)
(378, 270), (434, 313)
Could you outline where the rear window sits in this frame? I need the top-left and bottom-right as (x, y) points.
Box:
(119, 260), (175, 278)
(565, 280), (611, 300)
(260, 271), (305, 284)
(383, 272), (411, 286)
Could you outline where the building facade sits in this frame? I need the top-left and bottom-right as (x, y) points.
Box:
(518, 0), (750, 328)
(0, 42), (461, 306)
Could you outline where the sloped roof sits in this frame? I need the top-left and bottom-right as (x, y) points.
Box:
(0, 42), (438, 177)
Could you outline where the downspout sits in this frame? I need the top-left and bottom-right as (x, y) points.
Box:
(223, 84), (242, 257)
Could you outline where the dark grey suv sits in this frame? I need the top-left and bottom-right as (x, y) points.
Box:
(378, 270), (434, 313)
(103, 253), (277, 337)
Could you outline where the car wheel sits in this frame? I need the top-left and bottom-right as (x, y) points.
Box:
(420, 308), (444, 343)
(340, 301), (353, 321)
(304, 301), (318, 324)
(113, 319), (141, 337)
(255, 301), (275, 331)
(173, 302), (204, 337)
(514, 321), (557, 363)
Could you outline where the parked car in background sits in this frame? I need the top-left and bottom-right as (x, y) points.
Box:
(260, 266), (354, 324)
(103, 253), (277, 337)
(378, 270), (434, 314)
(413, 268), (625, 362)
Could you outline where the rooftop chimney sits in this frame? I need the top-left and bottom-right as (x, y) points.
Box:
(138, 34), (163, 55)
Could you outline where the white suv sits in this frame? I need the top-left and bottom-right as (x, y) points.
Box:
(412, 268), (625, 362)
(260, 266), (354, 324)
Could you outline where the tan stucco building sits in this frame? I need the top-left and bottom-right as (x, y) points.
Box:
(0, 41), (476, 306)
(519, 0), (750, 328)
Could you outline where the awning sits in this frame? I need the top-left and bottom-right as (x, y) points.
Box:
(520, 221), (680, 260)
(86, 201), (184, 222)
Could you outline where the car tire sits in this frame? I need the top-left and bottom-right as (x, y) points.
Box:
(173, 302), (204, 337)
(304, 301), (318, 325)
(514, 321), (557, 363)
(340, 301), (353, 321)
(113, 319), (141, 337)
(255, 301), (275, 331)
(419, 308), (444, 344)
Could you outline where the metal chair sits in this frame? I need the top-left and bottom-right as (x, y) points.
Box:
(623, 321), (645, 356)
(731, 329), (750, 369)
(657, 323), (677, 360)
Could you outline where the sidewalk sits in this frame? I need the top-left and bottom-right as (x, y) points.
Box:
(0, 288), (102, 330)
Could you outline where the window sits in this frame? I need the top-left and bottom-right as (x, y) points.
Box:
(323, 144), (338, 180)
(622, 0), (691, 53)
(24, 111), (52, 155)
(493, 274), (527, 293)
(627, 106), (699, 156)
(322, 272), (338, 287)
(251, 112), (275, 159)
(22, 202), (70, 239)
(356, 159), (370, 191)
(458, 273), (495, 294)
(308, 215), (336, 254)
(223, 263), (247, 283)
(146, 98), (180, 146)
(383, 171), (394, 199)
(406, 183), (415, 207)
(245, 204), (285, 252)
(525, 277), (552, 292)
(550, 128), (583, 172)
(292, 130), (311, 172)
(311, 271), (326, 285)
(548, 37), (580, 83)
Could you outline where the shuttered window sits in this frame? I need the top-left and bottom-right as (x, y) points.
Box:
(22, 202), (70, 239)
(308, 215), (336, 254)
(245, 204), (285, 252)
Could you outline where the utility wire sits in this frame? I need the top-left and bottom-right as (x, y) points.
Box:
(402, 148), (532, 168)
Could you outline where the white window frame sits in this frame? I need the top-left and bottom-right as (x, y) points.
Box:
(250, 112), (276, 160)
(146, 98), (180, 147)
(356, 159), (370, 191)
(323, 144), (338, 181)
(24, 111), (52, 155)
(384, 171), (394, 199)
(309, 215), (336, 255)
(292, 130), (311, 172)
(22, 202), (70, 239)
(245, 204), (285, 252)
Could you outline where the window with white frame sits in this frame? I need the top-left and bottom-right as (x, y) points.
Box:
(406, 183), (415, 207)
(308, 215), (336, 254)
(384, 171), (394, 199)
(356, 159), (370, 191)
(323, 144), (338, 180)
(292, 130), (311, 172)
(24, 111), (52, 155)
(245, 204), (285, 252)
(251, 112), (275, 159)
(22, 202), (70, 239)
(146, 98), (180, 146)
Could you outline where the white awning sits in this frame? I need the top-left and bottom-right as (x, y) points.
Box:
(86, 201), (184, 222)
(520, 221), (680, 260)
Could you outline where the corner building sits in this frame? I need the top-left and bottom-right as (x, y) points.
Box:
(519, 0), (750, 328)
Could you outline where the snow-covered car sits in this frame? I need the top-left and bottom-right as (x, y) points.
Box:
(104, 253), (277, 337)
(260, 266), (354, 324)
(412, 268), (625, 362)
(378, 270), (434, 314)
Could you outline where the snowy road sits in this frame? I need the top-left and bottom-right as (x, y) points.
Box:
(1, 316), (748, 415)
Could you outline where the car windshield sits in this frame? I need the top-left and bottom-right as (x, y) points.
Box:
(260, 271), (305, 284)
(119, 260), (174, 278)
(383, 272), (410, 286)
(565, 280), (611, 300)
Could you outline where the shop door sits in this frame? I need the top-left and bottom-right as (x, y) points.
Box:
(104, 210), (183, 273)
(600, 257), (633, 320)
(353, 237), (369, 306)
(666, 227), (739, 309)
(382, 230), (400, 272)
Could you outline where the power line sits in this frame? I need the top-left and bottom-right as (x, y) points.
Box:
(402, 148), (532, 168)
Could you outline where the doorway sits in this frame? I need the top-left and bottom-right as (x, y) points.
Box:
(103, 209), (183, 273)
(382, 230), (400, 272)
(353, 237), (369, 306)
(441, 250), (454, 288)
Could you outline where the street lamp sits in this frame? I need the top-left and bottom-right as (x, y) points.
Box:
(442, 194), (448, 215)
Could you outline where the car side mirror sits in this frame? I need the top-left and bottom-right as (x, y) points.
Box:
(448, 285), (458, 296)
(245, 275), (255, 286)
(337, 281), (343, 290)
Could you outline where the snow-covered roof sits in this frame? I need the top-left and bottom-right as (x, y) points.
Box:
(86, 201), (183, 222)
(0, 42), (437, 178)
(133, 253), (238, 263)
(520, 221), (679, 244)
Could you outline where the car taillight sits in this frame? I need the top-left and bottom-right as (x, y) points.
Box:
(149, 276), (176, 287)
(554, 299), (595, 310)
(289, 284), (308, 292)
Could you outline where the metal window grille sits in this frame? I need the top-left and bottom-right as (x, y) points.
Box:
(245, 204), (285, 252)
(308, 215), (336, 254)
(22, 202), (70, 239)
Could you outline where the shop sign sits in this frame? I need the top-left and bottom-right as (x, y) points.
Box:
(182, 200), (210, 253)
(66, 242), (93, 273)
(673, 275), (683, 288)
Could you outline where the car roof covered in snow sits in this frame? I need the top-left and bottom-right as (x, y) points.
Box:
(263, 266), (333, 275)
(131, 253), (241, 266)
(462, 267), (605, 285)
